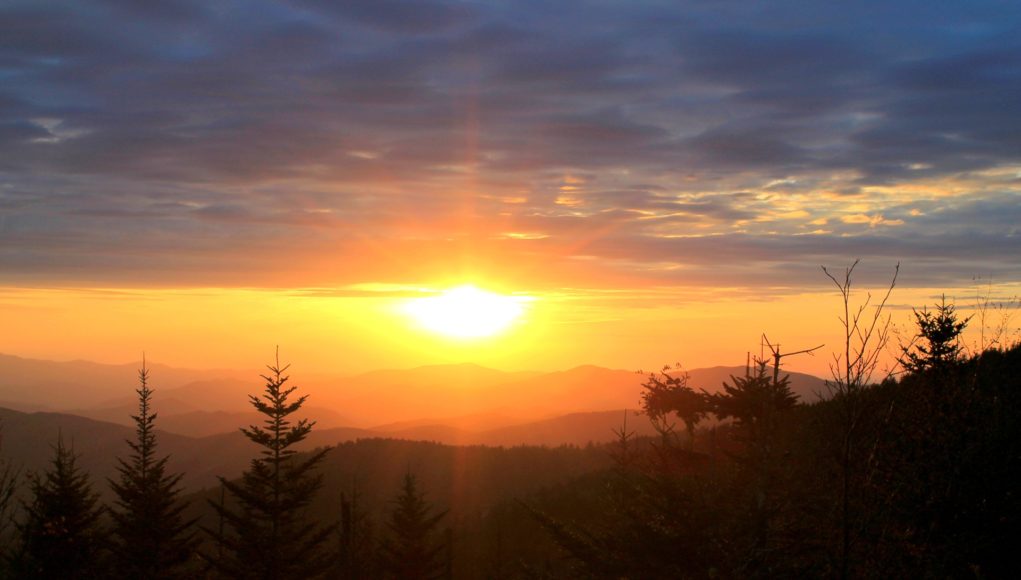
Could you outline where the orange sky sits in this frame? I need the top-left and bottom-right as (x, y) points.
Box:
(2, 277), (1015, 379)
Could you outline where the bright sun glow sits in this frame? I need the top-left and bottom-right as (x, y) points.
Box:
(403, 285), (529, 339)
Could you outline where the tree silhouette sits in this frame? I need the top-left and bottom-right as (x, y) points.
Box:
(13, 435), (106, 579)
(708, 363), (799, 573)
(707, 363), (798, 437)
(335, 481), (378, 580)
(380, 473), (448, 580)
(109, 359), (196, 579)
(641, 367), (708, 448)
(903, 295), (970, 374)
(204, 352), (333, 579)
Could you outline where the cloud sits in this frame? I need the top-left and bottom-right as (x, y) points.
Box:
(1, 0), (1019, 291)
(290, 0), (476, 33)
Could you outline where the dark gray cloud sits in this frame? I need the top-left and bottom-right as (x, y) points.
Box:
(1, 0), (1019, 290)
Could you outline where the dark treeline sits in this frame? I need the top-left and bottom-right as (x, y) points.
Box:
(0, 349), (609, 579)
(0, 289), (1019, 578)
(529, 296), (1021, 578)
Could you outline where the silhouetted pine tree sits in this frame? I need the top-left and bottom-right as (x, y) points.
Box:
(109, 359), (196, 579)
(708, 363), (799, 436)
(704, 364), (802, 576)
(335, 482), (378, 580)
(872, 302), (985, 574)
(903, 295), (970, 373)
(204, 352), (333, 579)
(12, 435), (106, 579)
(380, 473), (447, 580)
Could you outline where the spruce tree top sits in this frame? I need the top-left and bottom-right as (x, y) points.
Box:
(904, 295), (970, 373)
(242, 355), (315, 462)
(381, 473), (448, 580)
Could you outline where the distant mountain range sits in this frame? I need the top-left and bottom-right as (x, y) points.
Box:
(0, 352), (828, 449)
(0, 353), (246, 409)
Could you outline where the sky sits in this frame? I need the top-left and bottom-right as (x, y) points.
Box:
(1, 0), (1020, 376)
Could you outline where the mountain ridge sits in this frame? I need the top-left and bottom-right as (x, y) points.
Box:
(0, 352), (828, 435)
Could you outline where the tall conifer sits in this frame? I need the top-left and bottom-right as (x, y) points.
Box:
(205, 351), (332, 579)
(109, 358), (196, 579)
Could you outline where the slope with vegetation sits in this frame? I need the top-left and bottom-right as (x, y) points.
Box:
(531, 287), (1021, 577)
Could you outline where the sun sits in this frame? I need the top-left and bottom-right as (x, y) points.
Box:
(402, 285), (529, 339)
